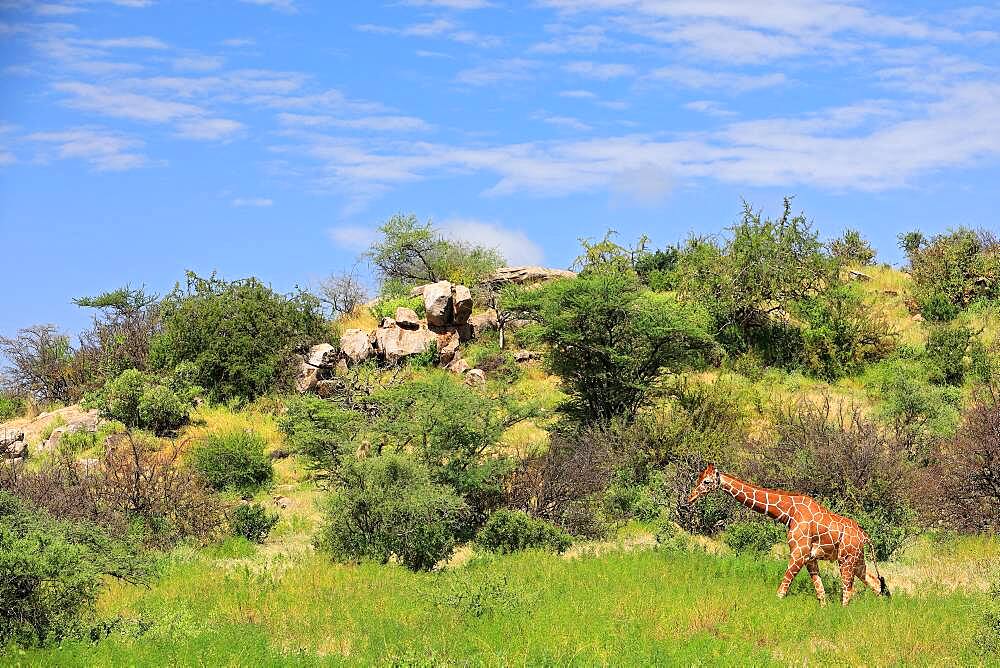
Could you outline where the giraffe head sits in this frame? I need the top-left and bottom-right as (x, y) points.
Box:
(686, 464), (721, 504)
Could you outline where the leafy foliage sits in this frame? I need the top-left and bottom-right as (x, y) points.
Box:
(279, 395), (361, 469)
(74, 286), (160, 382)
(0, 325), (78, 403)
(0, 491), (152, 647)
(829, 229), (876, 266)
(150, 272), (329, 402)
(368, 372), (534, 528)
(722, 520), (786, 554)
(317, 454), (468, 571)
(925, 323), (975, 385)
(229, 503), (279, 543)
(367, 214), (504, 288)
(906, 228), (1000, 317)
(83, 367), (198, 435)
(475, 509), (572, 555)
(508, 271), (715, 421)
(191, 430), (274, 494)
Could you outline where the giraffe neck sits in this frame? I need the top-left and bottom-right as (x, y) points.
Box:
(719, 473), (793, 526)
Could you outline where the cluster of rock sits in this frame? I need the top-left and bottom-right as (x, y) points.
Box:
(294, 266), (577, 395)
(1, 429), (27, 464)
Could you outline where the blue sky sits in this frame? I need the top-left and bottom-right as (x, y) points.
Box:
(1, 0), (999, 339)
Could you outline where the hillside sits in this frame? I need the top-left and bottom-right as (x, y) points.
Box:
(3, 220), (1000, 666)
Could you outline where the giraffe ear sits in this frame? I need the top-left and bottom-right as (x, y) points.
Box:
(705, 464), (715, 474)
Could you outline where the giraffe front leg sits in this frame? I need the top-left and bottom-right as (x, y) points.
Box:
(806, 560), (826, 606)
(777, 556), (805, 599)
(840, 558), (856, 606)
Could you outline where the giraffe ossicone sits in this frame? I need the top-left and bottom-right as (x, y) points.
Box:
(686, 464), (890, 606)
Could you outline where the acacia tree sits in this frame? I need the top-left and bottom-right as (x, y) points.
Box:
(508, 266), (716, 422)
(366, 214), (504, 289)
(74, 285), (160, 380)
(0, 325), (76, 402)
(315, 270), (369, 317)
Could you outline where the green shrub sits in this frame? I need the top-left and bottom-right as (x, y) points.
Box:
(925, 324), (973, 385)
(722, 520), (786, 554)
(83, 368), (196, 435)
(0, 393), (24, 421)
(278, 395), (360, 469)
(475, 510), (572, 555)
(56, 421), (124, 455)
(317, 454), (469, 571)
(975, 575), (1000, 658)
(919, 291), (960, 322)
(369, 296), (425, 322)
(654, 518), (699, 553)
(230, 503), (279, 543)
(833, 501), (916, 562)
(829, 228), (877, 266)
(0, 491), (151, 647)
(150, 272), (329, 403)
(191, 430), (273, 494)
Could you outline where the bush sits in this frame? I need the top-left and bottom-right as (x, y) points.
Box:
(0, 491), (151, 647)
(150, 272), (329, 403)
(925, 324), (973, 385)
(975, 575), (1000, 658)
(317, 454), (468, 571)
(475, 509), (572, 555)
(506, 269), (715, 421)
(230, 502), (279, 543)
(829, 228), (877, 266)
(0, 392), (25, 421)
(369, 372), (535, 531)
(919, 291), (960, 322)
(722, 520), (786, 554)
(908, 228), (1000, 316)
(279, 395), (360, 469)
(2, 433), (225, 548)
(191, 430), (273, 494)
(369, 296), (425, 322)
(83, 368), (197, 435)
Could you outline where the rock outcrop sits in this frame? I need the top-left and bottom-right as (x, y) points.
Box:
(1, 429), (26, 461)
(394, 306), (421, 330)
(423, 281), (454, 327)
(374, 320), (437, 364)
(340, 329), (374, 365)
(488, 266), (576, 286)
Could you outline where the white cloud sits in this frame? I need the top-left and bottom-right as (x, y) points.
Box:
(455, 58), (539, 85)
(27, 127), (149, 171)
(173, 55), (224, 72)
(401, 0), (494, 8)
(564, 60), (635, 79)
(221, 37), (255, 47)
(34, 4), (83, 15)
(277, 113), (430, 132)
(54, 81), (203, 122)
(356, 19), (500, 47)
(328, 225), (377, 250)
(232, 197), (273, 207)
(239, 0), (297, 13)
(539, 115), (592, 131)
(648, 66), (787, 92)
(684, 100), (735, 117)
(175, 117), (243, 140)
(440, 219), (544, 265)
(559, 89), (597, 99)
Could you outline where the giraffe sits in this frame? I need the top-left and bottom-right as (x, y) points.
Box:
(686, 464), (890, 606)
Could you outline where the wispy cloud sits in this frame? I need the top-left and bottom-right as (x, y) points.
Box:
(239, 0), (297, 13)
(328, 225), (377, 250)
(400, 0), (494, 8)
(277, 113), (431, 132)
(27, 127), (149, 171)
(564, 61), (635, 79)
(356, 18), (500, 47)
(455, 58), (539, 85)
(648, 66), (787, 92)
(232, 197), (273, 207)
(440, 219), (544, 265)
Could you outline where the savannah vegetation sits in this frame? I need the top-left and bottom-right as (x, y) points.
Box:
(2, 204), (1000, 665)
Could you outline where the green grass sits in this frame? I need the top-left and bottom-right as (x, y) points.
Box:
(8, 540), (990, 667)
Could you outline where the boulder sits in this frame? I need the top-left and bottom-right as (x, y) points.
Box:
(306, 343), (338, 368)
(340, 328), (374, 365)
(488, 266), (576, 286)
(438, 332), (460, 366)
(394, 306), (421, 330)
(409, 284), (428, 297)
(375, 322), (437, 363)
(0, 430), (25, 450)
(465, 368), (486, 387)
(447, 358), (471, 375)
(848, 270), (872, 282)
(514, 350), (540, 363)
(6, 440), (27, 459)
(295, 360), (320, 394)
(316, 380), (340, 398)
(423, 281), (454, 327)
(451, 284), (473, 325)
(469, 310), (498, 337)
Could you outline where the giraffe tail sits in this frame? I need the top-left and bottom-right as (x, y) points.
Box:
(866, 539), (891, 597)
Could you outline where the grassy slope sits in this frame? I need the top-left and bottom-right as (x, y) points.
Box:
(8, 538), (992, 666)
(8, 267), (1000, 666)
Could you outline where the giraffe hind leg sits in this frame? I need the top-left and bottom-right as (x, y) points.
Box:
(806, 560), (826, 606)
(778, 556), (805, 599)
(857, 561), (890, 597)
